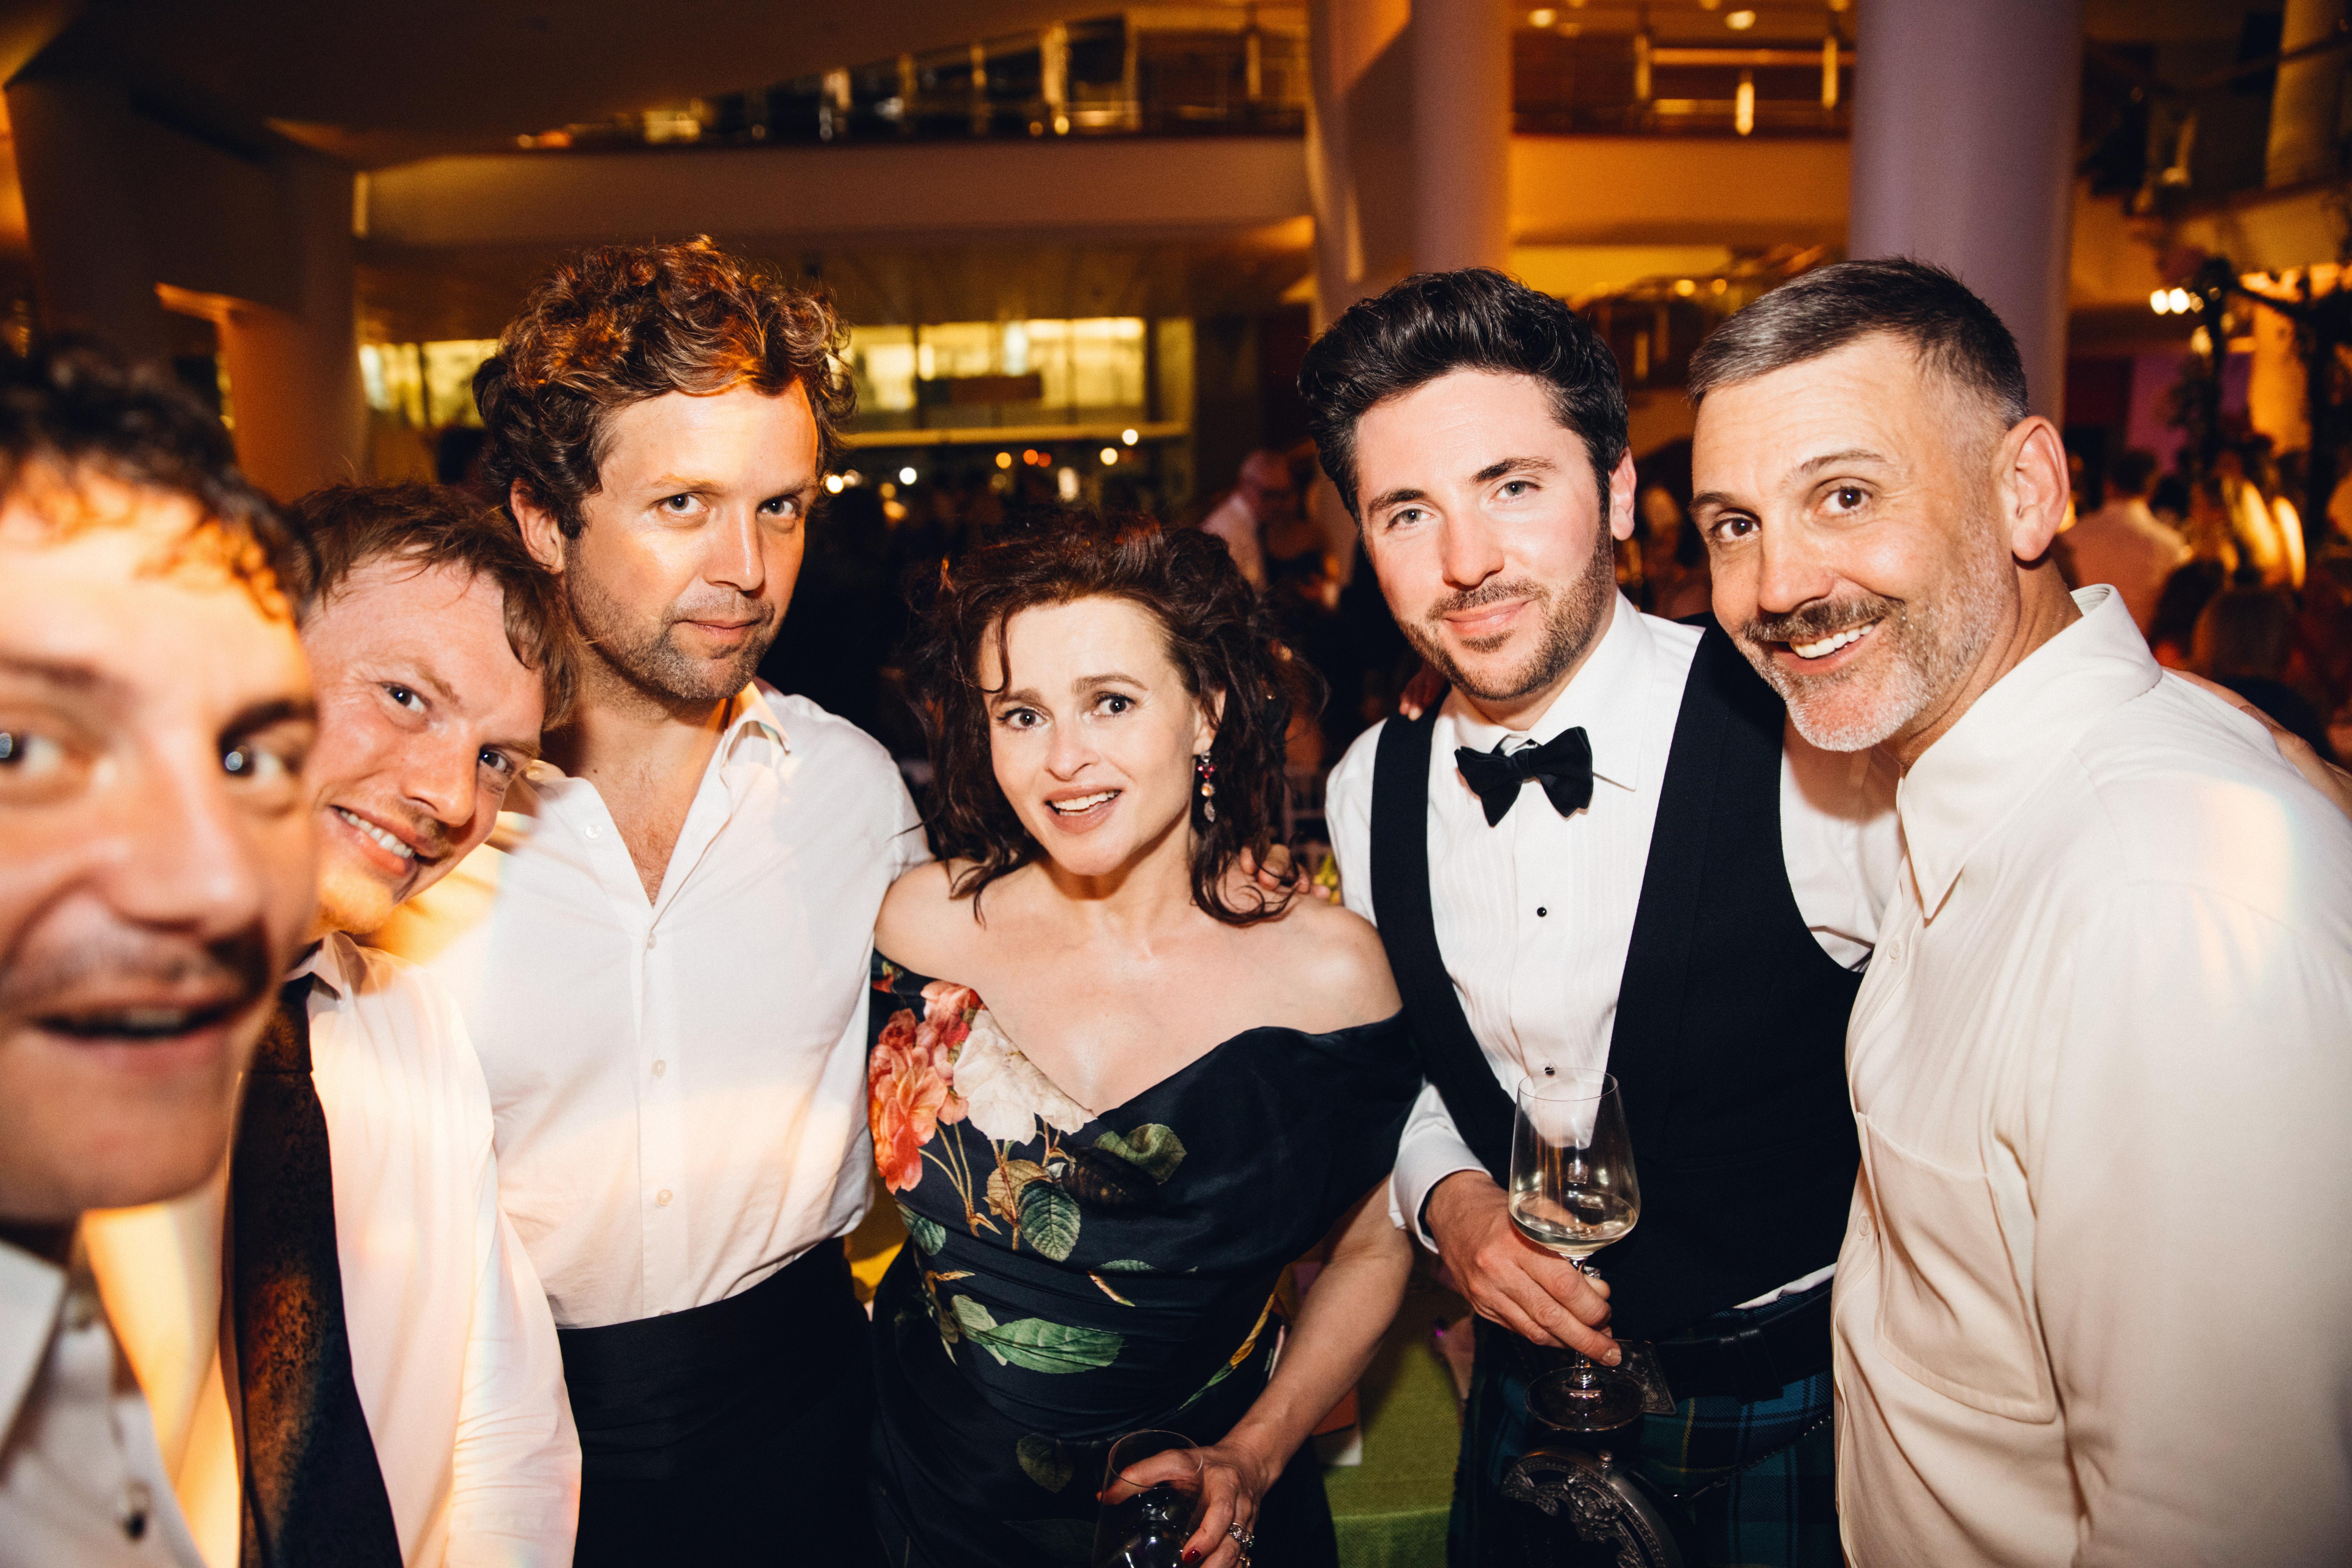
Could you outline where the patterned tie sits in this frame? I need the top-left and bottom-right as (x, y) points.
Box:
(1454, 727), (1597, 827)
(230, 975), (404, 1568)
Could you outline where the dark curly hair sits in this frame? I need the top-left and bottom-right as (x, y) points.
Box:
(908, 507), (1321, 926)
(0, 337), (291, 611)
(1298, 267), (1628, 523)
(472, 235), (855, 539)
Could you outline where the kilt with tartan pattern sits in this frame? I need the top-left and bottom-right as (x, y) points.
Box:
(1449, 1284), (1838, 1568)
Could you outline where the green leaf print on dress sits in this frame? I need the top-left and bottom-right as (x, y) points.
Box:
(948, 1296), (1124, 1374)
(1093, 1124), (1187, 1183)
(1015, 1433), (1075, 1493)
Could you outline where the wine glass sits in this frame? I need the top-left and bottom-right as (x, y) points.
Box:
(1509, 1072), (1644, 1430)
(1092, 1429), (1206, 1568)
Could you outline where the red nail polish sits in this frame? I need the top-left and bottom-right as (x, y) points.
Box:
(1182, 1553), (1201, 1565)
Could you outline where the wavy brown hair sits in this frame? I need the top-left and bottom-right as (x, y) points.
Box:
(282, 482), (579, 728)
(472, 235), (855, 539)
(908, 507), (1320, 925)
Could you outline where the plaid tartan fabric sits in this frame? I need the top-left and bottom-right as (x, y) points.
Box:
(1449, 1287), (1839, 1568)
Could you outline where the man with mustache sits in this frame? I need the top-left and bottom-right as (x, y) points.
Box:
(1688, 259), (2352, 1564)
(377, 238), (926, 1565)
(1304, 269), (1896, 1566)
(0, 342), (316, 1565)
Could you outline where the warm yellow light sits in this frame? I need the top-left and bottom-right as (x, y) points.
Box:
(1673, 278), (1698, 297)
(1735, 72), (1755, 135)
(996, 451), (1013, 469)
(824, 475), (845, 494)
(2169, 287), (2194, 314)
(899, 465), (917, 484)
(2151, 289), (2172, 315)
(1530, 8), (1557, 25)
(1121, 428), (1140, 446)
(1727, 9), (1757, 29)
(1710, 278), (1729, 294)
(1100, 447), (1118, 465)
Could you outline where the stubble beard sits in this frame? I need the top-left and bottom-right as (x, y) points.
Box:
(1737, 525), (2010, 754)
(564, 566), (776, 708)
(1402, 523), (1618, 712)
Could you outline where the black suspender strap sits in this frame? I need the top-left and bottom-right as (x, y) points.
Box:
(1369, 708), (1515, 1182)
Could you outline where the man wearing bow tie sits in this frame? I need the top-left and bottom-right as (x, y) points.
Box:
(1303, 271), (1896, 1568)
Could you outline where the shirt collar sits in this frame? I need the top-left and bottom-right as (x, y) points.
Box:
(1896, 585), (2160, 916)
(518, 681), (793, 798)
(0, 1232), (66, 1446)
(1443, 593), (1656, 794)
(287, 932), (358, 1002)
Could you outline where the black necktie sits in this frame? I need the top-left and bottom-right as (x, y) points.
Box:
(230, 975), (404, 1568)
(1454, 728), (1597, 827)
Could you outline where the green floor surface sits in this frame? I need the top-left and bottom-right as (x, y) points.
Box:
(1322, 1278), (1468, 1568)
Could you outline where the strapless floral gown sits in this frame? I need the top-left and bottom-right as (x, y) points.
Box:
(863, 954), (1419, 1567)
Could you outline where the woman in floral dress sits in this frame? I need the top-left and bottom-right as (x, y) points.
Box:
(865, 510), (1418, 1568)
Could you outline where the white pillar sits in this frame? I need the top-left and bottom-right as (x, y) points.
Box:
(1410, 0), (1511, 276)
(2267, 0), (2349, 189)
(1848, 0), (2082, 419)
(212, 152), (365, 500)
(1309, 0), (1413, 327)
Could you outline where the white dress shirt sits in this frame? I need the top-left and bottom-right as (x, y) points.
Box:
(72, 936), (581, 1568)
(1325, 597), (1899, 1283)
(377, 683), (928, 1329)
(0, 1237), (205, 1568)
(1834, 586), (2352, 1567)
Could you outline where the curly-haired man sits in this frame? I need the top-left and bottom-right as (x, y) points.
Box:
(378, 238), (926, 1565)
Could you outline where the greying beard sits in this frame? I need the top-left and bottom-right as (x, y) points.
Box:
(1405, 523), (1617, 710)
(1738, 536), (2009, 753)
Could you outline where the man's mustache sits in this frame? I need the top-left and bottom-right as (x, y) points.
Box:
(0, 921), (277, 1017)
(1425, 578), (1548, 626)
(1744, 593), (1901, 649)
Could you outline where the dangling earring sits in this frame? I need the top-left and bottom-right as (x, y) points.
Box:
(1194, 754), (1217, 824)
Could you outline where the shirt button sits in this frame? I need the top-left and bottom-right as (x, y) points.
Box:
(584, 822), (600, 840)
(652, 1059), (667, 1077)
(656, 1189), (673, 1207)
(645, 933), (657, 950)
(1536, 906), (1548, 918)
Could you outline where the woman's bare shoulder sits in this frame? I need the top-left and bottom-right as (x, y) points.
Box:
(876, 860), (992, 975)
(1266, 890), (1402, 1025)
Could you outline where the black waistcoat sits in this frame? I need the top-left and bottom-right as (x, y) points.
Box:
(1369, 621), (1862, 1339)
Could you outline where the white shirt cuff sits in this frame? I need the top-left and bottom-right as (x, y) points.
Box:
(1391, 1124), (1489, 1252)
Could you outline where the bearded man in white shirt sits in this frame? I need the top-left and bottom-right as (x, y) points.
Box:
(1302, 270), (1897, 1567)
(1687, 257), (2352, 1566)
(377, 237), (926, 1566)
(0, 343), (317, 1568)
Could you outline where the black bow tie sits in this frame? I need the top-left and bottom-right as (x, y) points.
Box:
(1454, 728), (1596, 827)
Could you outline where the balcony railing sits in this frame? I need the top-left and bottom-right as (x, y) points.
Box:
(509, 9), (1851, 153)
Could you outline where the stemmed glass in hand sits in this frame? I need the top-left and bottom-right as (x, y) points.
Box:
(1509, 1071), (1644, 1430)
(1092, 1430), (1208, 1568)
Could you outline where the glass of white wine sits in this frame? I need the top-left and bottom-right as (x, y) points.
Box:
(1509, 1072), (1644, 1431)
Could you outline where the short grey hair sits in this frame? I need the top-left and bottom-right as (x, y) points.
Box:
(1687, 258), (2029, 429)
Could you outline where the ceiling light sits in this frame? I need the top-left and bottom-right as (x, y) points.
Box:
(996, 451), (1013, 469)
(824, 475), (845, 494)
(1530, 8), (1557, 25)
(2151, 289), (2172, 315)
(1101, 447), (1119, 465)
(899, 466), (917, 484)
(1673, 278), (1697, 297)
(1121, 428), (1140, 446)
(2169, 287), (2194, 313)
(1727, 9), (1757, 29)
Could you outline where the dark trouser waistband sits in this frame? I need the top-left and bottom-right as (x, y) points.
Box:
(1486, 1276), (1833, 1408)
(556, 1241), (865, 1481)
(1647, 1277), (1833, 1404)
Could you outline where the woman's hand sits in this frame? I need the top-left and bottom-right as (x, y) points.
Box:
(1108, 1434), (1281, 1567)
